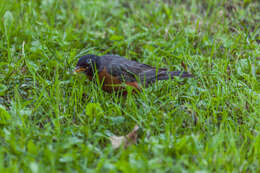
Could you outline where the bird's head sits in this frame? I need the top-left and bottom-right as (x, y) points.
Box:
(75, 54), (101, 74)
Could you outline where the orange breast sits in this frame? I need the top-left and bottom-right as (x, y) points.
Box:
(97, 67), (141, 94)
(98, 67), (123, 92)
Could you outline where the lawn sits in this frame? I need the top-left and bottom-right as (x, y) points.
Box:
(0, 0), (259, 172)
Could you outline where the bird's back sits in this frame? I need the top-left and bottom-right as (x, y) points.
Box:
(101, 54), (158, 74)
(99, 54), (193, 86)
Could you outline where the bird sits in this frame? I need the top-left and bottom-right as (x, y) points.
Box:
(75, 54), (193, 94)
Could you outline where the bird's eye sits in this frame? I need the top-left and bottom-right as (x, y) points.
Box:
(86, 59), (91, 64)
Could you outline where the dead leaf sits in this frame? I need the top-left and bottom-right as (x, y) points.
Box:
(110, 136), (126, 149)
(109, 125), (140, 149)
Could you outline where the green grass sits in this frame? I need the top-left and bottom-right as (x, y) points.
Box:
(0, 0), (259, 172)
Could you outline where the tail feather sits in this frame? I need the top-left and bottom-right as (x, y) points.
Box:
(157, 71), (193, 80)
(169, 71), (194, 78)
(140, 70), (193, 86)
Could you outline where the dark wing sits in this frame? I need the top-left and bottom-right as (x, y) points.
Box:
(106, 63), (139, 82)
(103, 54), (156, 71)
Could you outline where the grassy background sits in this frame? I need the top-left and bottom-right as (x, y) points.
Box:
(0, 0), (259, 172)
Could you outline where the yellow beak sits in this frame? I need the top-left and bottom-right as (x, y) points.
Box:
(74, 67), (86, 73)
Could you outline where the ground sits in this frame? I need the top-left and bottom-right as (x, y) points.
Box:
(0, 0), (259, 172)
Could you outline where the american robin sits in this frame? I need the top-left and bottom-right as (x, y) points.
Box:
(75, 54), (193, 93)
